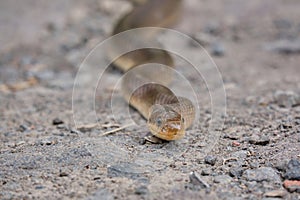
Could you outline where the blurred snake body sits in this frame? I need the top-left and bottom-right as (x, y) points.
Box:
(111, 0), (195, 140)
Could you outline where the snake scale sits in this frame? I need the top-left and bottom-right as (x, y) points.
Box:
(110, 0), (195, 141)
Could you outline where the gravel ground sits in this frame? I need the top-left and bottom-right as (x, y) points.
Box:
(0, 0), (300, 199)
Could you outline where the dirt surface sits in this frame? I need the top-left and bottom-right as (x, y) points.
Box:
(1, 0), (300, 199)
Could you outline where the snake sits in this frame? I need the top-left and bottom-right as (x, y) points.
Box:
(110, 0), (195, 141)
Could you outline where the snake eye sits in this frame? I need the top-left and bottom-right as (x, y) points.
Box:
(156, 118), (162, 126)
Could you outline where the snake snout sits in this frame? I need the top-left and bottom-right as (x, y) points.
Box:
(148, 105), (185, 141)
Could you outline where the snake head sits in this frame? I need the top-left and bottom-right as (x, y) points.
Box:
(147, 104), (185, 141)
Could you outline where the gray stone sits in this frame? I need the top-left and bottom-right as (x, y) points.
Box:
(52, 118), (64, 125)
(204, 155), (217, 166)
(231, 150), (248, 160)
(201, 168), (212, 176)
(249, 135), (270, 146)
(229, 167), (244, 178)
(211, 42), (225, 56)
(284, 159), (300, 180)
(214, 175), (233, 184)
(243, 167), (281, 183)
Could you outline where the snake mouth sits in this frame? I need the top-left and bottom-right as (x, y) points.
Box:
(148, 120), (185, 141)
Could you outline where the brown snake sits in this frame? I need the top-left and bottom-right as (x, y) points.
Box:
(110, 0), (195, 141)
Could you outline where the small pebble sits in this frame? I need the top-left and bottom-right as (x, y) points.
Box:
(35, 185), (44, 190)
(229, 167), (244, 178)
(249, 135), (270, 146)
(18, 124), (28, 132)
(213, 175), (233, 184)
(135, 185), (148, 195)
(40, 140), (53, 146)
(211, 42), (225, 56)
(274, 160), (289, 171)
(232, 150), (248, 160)
(201, 168), (212, 176)
(284, 159), (300, 180)
(264, 189), (287, 198)
(204, 155), (217, 166)
(59, 171), (68, 177)
(283, 180), (300, 193)
(52, 118), (64, 125)
(232, 141), (241, 147)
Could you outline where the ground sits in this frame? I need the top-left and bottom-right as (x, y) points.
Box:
(0, 0), (300, 199)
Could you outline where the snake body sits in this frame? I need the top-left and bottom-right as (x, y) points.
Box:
(111, 0), (195, 141)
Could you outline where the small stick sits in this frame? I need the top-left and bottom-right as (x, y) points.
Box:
(100, 123), (135, 137)
(102, 123), (121, 128)
(77, 123), (99, 131)
(77, 123), (121, 131)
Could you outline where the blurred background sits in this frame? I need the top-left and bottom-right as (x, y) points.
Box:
(0, 0), (299, 92)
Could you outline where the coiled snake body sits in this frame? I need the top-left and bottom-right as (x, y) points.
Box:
(111, 0), (195, 141)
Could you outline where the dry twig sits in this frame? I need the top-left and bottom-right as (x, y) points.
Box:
(100, 123), (135, 137)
